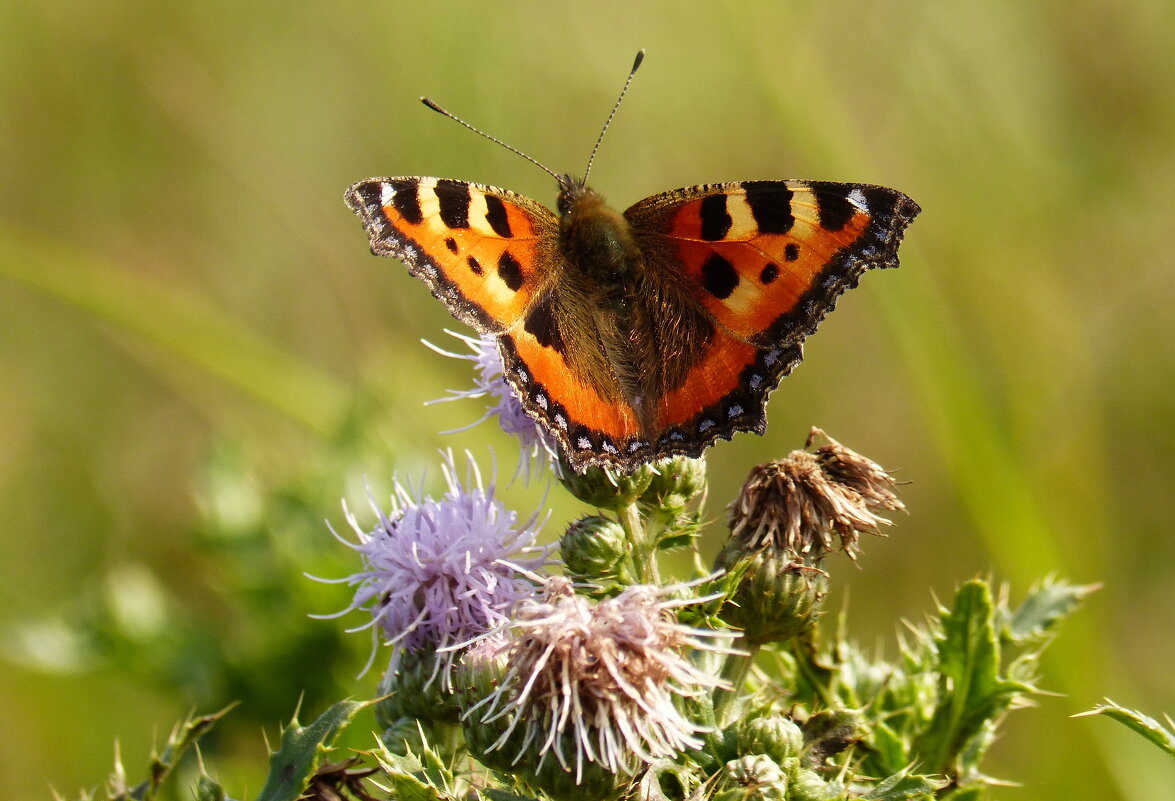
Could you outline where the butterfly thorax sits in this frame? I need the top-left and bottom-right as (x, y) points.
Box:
(556, 180), (640, 287)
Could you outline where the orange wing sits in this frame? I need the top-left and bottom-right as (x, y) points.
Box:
(345, 177), (560, 332)
(498, 330), (648, 463)
(614, 180), (921, 466)
(499, 316), (806, 471)
(627, 180), (920, 348)
(348, 176), (647, 468)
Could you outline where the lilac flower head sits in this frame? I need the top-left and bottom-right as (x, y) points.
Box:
(331, 451), (549, 686)
(465, 577), (738, 783)
(424, 330), (561, 480)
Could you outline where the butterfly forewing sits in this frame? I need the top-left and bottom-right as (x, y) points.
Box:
(345, 177), (559, 332)
(626, 180), (920, 349)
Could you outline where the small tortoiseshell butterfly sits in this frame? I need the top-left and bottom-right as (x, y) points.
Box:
(345, 53), (919, 473)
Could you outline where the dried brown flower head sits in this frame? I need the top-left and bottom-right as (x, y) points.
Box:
(728, 428), (904, 562)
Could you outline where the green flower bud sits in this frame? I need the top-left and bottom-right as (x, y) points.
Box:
(737, 715), (804, 764)
(559, 462), (655, 509)
(715, 543), (829, 645)
(452, 637), (521, 771)
(560, 515), (630, 582)
(639, 456), (707, 512)
(375, 648), (461, 726)
(715, 755), (788, 801)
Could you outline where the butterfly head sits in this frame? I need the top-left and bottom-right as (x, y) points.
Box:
(556, 174), (594, 216)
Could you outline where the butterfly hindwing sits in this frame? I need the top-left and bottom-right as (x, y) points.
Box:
(345, 178), (560, 332)
(499, 328), (649, 461)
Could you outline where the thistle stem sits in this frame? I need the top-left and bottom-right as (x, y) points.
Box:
(713, 640), (760, 726)
(617, 500), (658, 584)
(791, 632), (837, 709)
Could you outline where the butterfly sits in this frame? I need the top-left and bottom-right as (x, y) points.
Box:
(345, 56), (919, 474)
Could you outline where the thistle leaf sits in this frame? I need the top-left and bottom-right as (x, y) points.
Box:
(256, 699), (371, 801)
(110, 705), (235, 801)
(1006, 579), (1098, 644)
(912, 580), (1026, 776)
(859, 768), (946, 799)
(1076, 700), (1175, 758)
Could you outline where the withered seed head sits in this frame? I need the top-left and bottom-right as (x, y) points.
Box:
(728, 428), (904, 563)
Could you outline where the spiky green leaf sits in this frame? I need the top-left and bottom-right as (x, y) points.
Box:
(193, 775), (228, 801)
(859, 768), (945, 799)
(1006, 580), (1098, 644)
(256, 699), (371, 801)
(1077, 701), (1175, 758)
(112, 705), (235, 801)
(912, 580), (1026, 776)
(375, 732), (457, 801)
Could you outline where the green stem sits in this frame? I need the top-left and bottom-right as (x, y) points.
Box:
(790, 633), (837, 709)
(713, 640), (760, 727)
(617, 500), (658, 584)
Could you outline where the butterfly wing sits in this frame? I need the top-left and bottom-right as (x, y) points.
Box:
(625, 180), (920, 453)
(347, 176), (651, 462)
(345, 177), (561, 332)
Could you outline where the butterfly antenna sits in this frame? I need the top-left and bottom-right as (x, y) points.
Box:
(420, 97), (561, 182)
(582, 49), (645, 183)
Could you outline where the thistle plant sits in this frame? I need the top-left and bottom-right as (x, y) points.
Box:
(84, 333), (1098, 801)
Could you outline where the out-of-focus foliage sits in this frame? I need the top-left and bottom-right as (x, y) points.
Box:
(2, 2), (1174, 799)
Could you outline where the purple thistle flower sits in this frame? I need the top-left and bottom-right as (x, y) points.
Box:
(326, 451), (550, 687)
(424, 330), (561, 480)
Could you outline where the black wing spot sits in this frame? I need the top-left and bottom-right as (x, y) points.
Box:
(699, 194), (732, 241)
(784, 242), (800, 261)
(435, 179), (471, 229)
(483, 193), (513, 237)
(523, 293), (565, 353)
(445, 237), (459, 253)
(352, 182), (382, 210)
(743, 182), (795, 234)
(760, 263), (779, 285)
(467, 256), (483, 275)
(811, 182), (856, 231)
(389, 179), (423, 225)
(497, 251), (524, 291)
(702, 253), (739, 299)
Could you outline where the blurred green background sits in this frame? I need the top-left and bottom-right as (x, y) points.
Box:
(3, 1), (1174, 798)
